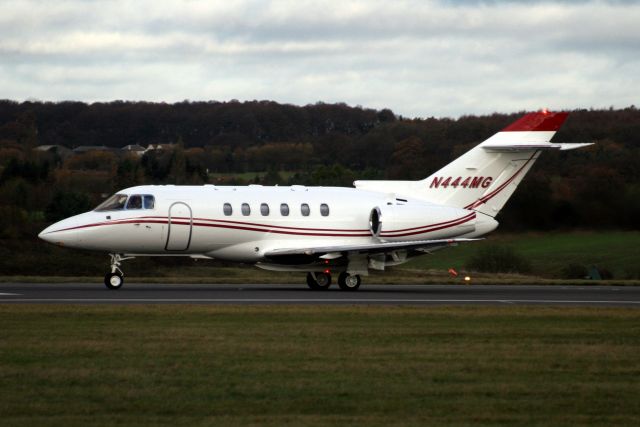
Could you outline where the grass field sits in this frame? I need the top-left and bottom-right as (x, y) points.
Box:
(2, 305), (640, 426)
(406, 230), (640, 279)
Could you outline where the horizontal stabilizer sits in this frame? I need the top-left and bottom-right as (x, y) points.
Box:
(481, 142), (593, 152)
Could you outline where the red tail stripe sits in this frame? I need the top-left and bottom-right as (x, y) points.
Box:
(502, 111), (568, 132)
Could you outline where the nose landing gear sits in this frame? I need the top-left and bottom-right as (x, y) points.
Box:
(104, 253), (135, 290)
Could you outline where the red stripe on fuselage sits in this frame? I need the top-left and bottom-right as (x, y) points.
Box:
(44, 218), (372, 237)
(380, 212), (476, 235)
(141, 216), (369, 233)
(43, 212), (476, 239)
(189, 221), (371, 237)
(380, 212), (476, 238)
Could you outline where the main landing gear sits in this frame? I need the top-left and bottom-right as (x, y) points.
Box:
(306, 272), (331, 290)
(306, 272), (361, 291)
(338, 272), (361, 291)
(104, 253), (134, 290)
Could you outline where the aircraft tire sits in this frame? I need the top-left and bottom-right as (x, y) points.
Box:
(338, 272), (361, 291)
(104, 272), (124, 290)
(306, 272), (331, 290)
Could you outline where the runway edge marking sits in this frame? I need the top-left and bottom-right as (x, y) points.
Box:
(2, 298), (640, 305)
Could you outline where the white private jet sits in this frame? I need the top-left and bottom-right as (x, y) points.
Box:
(39, 110), (591, 290)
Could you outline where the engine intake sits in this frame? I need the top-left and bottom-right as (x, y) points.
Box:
(369, 207), (382, 237)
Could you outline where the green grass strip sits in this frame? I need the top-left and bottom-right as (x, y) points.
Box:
(1, 305), (640, 426)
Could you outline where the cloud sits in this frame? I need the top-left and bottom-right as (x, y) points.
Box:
(1, 0), (638, 117)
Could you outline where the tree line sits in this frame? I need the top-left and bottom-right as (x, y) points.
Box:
(1, 100), (639, 243)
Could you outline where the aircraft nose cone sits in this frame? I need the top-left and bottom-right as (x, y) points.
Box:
(38, 224), (56, 243)
(38, 220), (78, 247)
(38, 229), (48, 242)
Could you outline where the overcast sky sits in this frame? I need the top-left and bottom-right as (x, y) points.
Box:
(1, 0), (638, 117)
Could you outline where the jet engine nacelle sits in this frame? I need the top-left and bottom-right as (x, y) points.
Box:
(369, 202), (476, 241)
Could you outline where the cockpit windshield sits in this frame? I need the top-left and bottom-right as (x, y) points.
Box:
(94, 194), (156, 211)
(126, 195), (143, 210)
(95, 194), (128, 211)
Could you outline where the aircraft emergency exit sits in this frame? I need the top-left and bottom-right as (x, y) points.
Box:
(39, 111), (591, 290)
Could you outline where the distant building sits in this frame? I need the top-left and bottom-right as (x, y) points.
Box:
(121, 144), (146, 157)
(146, 143), (176, 152)
(72, 145), (113, 154)
(34, 144), (73, 159)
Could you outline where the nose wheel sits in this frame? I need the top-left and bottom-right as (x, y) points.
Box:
(105, 272), (124, 290)
(104, 253), (134, 290)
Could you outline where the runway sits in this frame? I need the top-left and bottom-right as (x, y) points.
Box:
(1, 282), (640, 306)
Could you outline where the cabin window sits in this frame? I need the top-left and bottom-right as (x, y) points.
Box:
(223, 203), (232, 216)
(260, 203), (270, 216)
(241, 203), (251, 216)
(94, 193), (128, 211)
(301, 203), (310, 216)
(320, 203), (329, 216)
(126, 195), (143, 210)
(143, 195), (155, 209)
(280, 203), (290, 216)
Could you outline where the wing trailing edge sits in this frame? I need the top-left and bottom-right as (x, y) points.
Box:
(481, 142), (593, 152)
(263, 237), (481, 258)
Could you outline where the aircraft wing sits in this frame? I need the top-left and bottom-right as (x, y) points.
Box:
(263, 238), (480, 259)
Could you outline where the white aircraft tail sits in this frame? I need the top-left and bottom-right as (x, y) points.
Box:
(354, 111), (591, 217)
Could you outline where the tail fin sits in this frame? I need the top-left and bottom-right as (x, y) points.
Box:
(354, 111), (591, 217)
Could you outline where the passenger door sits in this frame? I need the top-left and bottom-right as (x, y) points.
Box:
(165, 202), (193, 251)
